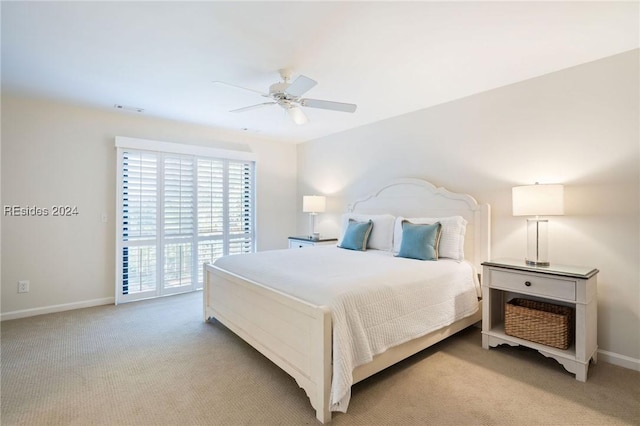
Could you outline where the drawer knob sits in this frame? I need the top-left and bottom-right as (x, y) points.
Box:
(524, 281), (532, 287)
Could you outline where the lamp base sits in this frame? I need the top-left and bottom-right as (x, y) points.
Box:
(308, 212), (318, 241)
(526, 218), (549, 267)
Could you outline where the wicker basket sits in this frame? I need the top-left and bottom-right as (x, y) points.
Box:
(504, 298), (574, 350)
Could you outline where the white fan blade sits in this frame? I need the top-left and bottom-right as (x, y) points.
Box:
(285, 75), (317, 97)
(300, 98), (357, 113)
(287, 106), (308, 125)
(213, 81), (269, 97)
(230, 102), (276, 113)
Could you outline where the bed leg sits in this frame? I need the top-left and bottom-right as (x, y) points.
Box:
(313, 307), (332, 424)
(203, 263), (211, 322)
(316, 407), (331, 424)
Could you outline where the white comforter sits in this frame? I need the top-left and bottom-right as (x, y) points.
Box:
(213, 246), (480, 412)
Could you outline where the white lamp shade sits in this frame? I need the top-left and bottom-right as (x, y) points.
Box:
(303, 195), (326, 213)
(288, 106), (308, 125)
(512, 184), (564, 216)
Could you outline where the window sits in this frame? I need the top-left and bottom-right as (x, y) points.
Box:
(115, 137), (256, 304)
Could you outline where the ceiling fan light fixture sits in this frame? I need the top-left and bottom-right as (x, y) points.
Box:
(288, 106), (308, 125)
(218, 71), (356, 125)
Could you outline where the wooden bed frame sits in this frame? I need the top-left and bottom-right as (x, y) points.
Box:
(204, 178), (490, 423)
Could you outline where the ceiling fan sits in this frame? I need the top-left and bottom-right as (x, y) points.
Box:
(213, 69), (357, 125)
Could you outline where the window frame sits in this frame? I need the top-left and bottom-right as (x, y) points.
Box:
(115, 137), (257, 304)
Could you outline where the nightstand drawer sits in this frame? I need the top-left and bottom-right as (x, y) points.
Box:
(490, 269), (576, 301)
(288, 236), (338, 249)
(289, 240), (315, 248)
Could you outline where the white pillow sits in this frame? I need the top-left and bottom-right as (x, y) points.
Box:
(338, 213), (395, 251)
(393, 215), (467, 261)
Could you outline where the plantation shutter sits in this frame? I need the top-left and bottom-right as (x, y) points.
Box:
(196, 158), (225, 284)
(121, 151), (158, 298)
(163, 155), (195, 292)
(115, 137), (256, 304)
(228, 160), (255, 255)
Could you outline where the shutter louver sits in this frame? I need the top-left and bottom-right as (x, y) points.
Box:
(197, 240), (224, 285)
(122, 151), (157, 241)
(164, 156), (194, 238)
(197, 159), (224, 237)
(163, 155), (194, 290)
(123, 246), (157, 294)
(228, 161), (254, 256)
(121, 151), (158, 297)
(164, 242), (192, 288)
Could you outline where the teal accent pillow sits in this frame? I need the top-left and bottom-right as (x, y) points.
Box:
(339, 219), (373, 251)
(397, 221), (442, 261)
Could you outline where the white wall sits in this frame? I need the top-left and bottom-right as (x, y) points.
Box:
(297, 50), (639, 365)
(1, 95), (297, 316)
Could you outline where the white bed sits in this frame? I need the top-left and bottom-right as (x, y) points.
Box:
(203, 178), (491, 423)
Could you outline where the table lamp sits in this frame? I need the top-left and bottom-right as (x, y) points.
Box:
(512, 183), (564, 266)
(303, 195), (326, 240)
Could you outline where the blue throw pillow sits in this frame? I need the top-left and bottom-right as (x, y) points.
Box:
(397, 221), (442, 261)
(339, 219), (373, 251)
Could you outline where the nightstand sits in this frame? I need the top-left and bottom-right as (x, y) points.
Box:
(288, 236), (337, 249)
(481, 259), (599, 381)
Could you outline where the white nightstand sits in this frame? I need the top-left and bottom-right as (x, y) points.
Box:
(481, 259), (599, 381)
(288, 236), (337, 249)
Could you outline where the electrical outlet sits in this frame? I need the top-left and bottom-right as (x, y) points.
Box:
(18, 280), (30, 293)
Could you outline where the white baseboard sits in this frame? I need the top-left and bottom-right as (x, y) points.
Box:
(597, 348), (640, 372)
(1, 297), (114, 321)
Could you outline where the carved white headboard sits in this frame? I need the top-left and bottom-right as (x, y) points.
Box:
(347, 178), (491, 274)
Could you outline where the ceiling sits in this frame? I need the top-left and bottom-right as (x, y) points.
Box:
(2, 1), (638, 144)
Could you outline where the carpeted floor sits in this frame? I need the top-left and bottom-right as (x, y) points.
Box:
(1, 291), (638, 425)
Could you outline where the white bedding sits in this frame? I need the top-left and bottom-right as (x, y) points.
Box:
(213, 246), (480, 412)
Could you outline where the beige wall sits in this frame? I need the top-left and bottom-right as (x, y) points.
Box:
(1, 95), (297, 315)
(297, 50), (639, 365)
